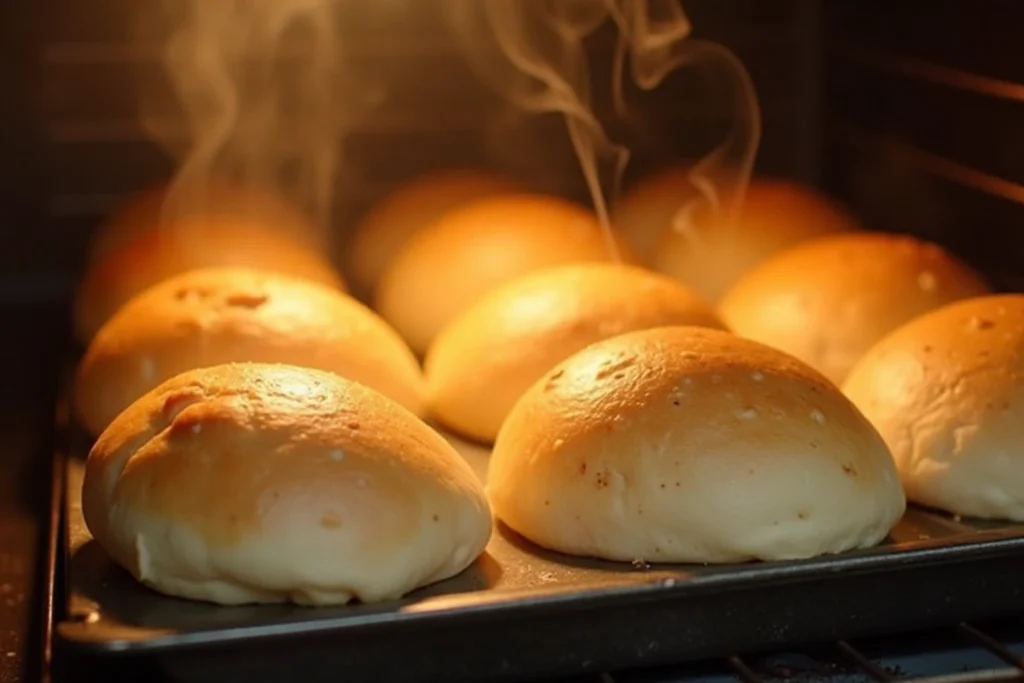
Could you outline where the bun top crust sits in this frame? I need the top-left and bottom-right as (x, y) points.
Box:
(488, 326), (905, 563)
(374, 192), (631, 355)
(842, 295), (1024, 519)
(425, 263), (725, 442)
(88, 180), (327, 264)
(651, 178), (860, 303)
(82, 363), (491, 605)
(74, 267), (423, 436)
(346, 170), (520, 301)
(74, 214), (344, 343)
(612, 164), (698, 264)
(719, 232), (990, 385)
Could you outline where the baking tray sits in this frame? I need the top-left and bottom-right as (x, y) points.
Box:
(54, 410), (1024, 683)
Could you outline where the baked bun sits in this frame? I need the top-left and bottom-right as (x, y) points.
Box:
(612, 163), (697, 264)
(651, 177), (859, 303)
(375, 193), (632, 356)
(843, 295), (1024, 520)
(346, 169), (519, 301)
(75, 206), (343, 343)
(719, 233), (990, 385)
(88, 180), (326, 264)
(426, 263), (725, 443)
(74, 267), (423, 436)
(489, 326), (906, 563)
(81, 363), (491, 606)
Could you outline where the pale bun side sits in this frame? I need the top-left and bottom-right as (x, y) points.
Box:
(82, 363), (492, 606)
(843, 295), (1024, 520)
(489, 326), (906, 563)
(88, 179), (326, 264)
(74, 267), (423, 436)
(719, 232), (990, 385)
(653, 177), (860, 303)
(375, 193), (633, 356)
(74, 216), (345, 343)
(346, 169), (520, 301)
(425, 263), (726, 443)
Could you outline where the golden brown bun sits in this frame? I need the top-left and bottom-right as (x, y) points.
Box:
(612, 163), (698, 264)
(843, 295), (1024, 520)
(652, 177), (860, 303)
(718, 232), (990, 385)
(74, 268), (423, 436)
(489, 326), (905, 562)
(74, 216), (344, 344)
(375, 193), (633, 356)
(425, 263), (725, 443)
(81, 363), (491, 606)
(346, 170), (520, 301)
(88, 180), (326, 265)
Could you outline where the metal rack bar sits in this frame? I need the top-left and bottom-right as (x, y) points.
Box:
(960, 623), (1024, 673)
(727, 655), (765, 683)
(837, 639), (895, 682)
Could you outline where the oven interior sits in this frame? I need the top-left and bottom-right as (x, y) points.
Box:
(6, 0), (1024, 682)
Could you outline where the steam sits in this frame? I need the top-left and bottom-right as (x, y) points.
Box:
(141, 0), (760, 257)
(139, 0), (383, 246)
(444, 0), (761, 247)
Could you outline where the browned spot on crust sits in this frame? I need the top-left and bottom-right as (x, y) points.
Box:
(842, 463), (858, 477)
(321, 515), (342, 529)
(224, 291), (269, 308)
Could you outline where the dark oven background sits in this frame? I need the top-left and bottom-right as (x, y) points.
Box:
(4, 0), (1023, 306)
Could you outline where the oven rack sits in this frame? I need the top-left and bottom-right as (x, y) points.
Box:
(589, 622), (1024, 683)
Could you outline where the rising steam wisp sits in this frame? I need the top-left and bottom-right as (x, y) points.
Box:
(444, 0), (761, 251)
(139, 0), (383, 247)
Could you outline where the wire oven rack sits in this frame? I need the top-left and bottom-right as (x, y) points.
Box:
(584, 622), (1024, 683)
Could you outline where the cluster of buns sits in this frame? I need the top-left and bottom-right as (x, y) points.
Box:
(74, 163), (1014, 610)
(74, 177), (498, 606)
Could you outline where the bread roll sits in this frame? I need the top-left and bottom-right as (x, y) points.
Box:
(75, 206), (343, 343)
(81, 363), (492, 606)
(489, 326), (906, 563)
(88, 180), (326, 264)
(74, 267), (423, 436)
(612, 163), (698, 264)
(375, 193), (631, 356)
(649, 177), (859, 303)
(346, 169), (519, 301)
(843, 295), (1024, 520)
(719, 233), (990, 385)
(426, 263), (725, 443)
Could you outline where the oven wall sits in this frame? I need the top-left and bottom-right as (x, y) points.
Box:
(12, 0), (816, 303)
(823, 0), (1024, 290)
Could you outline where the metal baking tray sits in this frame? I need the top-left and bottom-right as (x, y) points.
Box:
(54, 410), (1024, 683)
